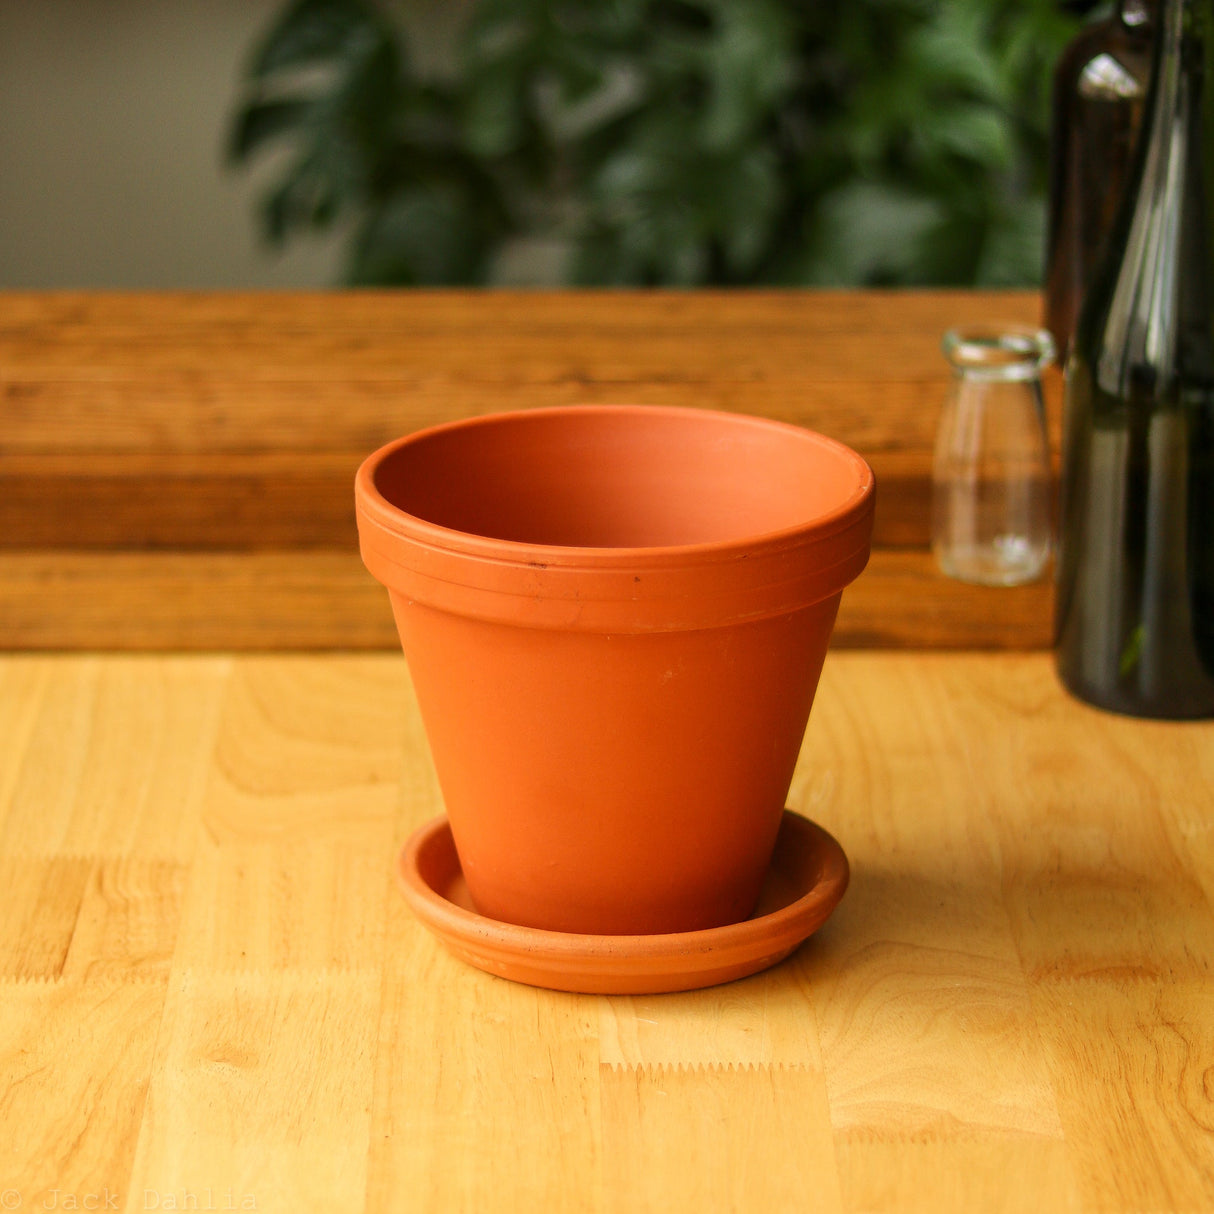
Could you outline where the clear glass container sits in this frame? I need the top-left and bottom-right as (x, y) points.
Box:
(932, 326), (1055, 586)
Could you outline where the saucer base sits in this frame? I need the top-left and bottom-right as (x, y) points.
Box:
(395, 809), (849, 995)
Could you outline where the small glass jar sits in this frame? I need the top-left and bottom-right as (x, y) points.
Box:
(932, 326), (1055, 586)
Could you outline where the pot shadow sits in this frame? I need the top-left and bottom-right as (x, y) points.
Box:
(781, 857), (1017, 980)
(781, 843), (1211, 986)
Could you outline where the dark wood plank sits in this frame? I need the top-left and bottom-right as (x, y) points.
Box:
(0, 290), (1053, 554)
(0, 549), (1052, 651)
(0, 290), (1045, 456)
(0, 289), (1058, 648)
(0, 452), (361, 549)
(0, 448), (933, 549)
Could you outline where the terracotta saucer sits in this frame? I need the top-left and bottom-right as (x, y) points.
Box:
(395, 809), (849, 994)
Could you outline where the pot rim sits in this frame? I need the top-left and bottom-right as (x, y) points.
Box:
(356, 404), (875, 630)
(355, 403), (875, 570)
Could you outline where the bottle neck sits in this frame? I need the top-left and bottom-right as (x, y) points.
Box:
(1118, 0), (1157, 31)
(1092, 0), (1204, 392)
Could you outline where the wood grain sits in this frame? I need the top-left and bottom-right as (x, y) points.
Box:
(0, 293), (1044, 464)
(59, 859), (188, 982)
(126, 969), (381, 1214)
(0, 447), (935, 549)
(0, 290), (1055, 648)
(0, 548), (1053, 650)
(0, 978), (169, 1208)
(0, 651), (1210, 1213)
(599, 1064), (843, 1213)
(0, 655), (229, 856)
(0, 451), (365, 549)
(369, 912), (602, 1213)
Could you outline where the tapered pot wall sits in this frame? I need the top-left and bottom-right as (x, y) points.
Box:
(393, 593), (841, 935)
(356, 405), (874, 937)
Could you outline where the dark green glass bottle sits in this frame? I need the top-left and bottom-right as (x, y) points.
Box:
(1056, 0), (1214, 718)
(1045, 0), (1155, 357)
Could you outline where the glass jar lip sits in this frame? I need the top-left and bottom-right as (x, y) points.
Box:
(942, 325), (1056, 381)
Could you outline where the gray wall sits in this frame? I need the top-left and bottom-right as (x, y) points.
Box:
(0, 0), (347, 288)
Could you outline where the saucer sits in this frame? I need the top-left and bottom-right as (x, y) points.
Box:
(394, 809), (849, 994)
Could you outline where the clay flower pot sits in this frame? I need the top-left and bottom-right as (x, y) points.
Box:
(356, 405), (873, 936)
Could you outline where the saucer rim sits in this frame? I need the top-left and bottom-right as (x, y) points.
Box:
(394, 809), (849, 980)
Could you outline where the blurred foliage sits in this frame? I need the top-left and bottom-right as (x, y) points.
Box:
(229, 0), (1084, 286)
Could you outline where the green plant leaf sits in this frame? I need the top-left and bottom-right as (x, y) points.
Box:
(233, 0), (415, 245)
(248, 0), (388, 76)
(463, 0), (539, 68)
(262, 148), (342, 244)
(805, 181), (948, 285)
(699, 0), (795, 150)
(228, 98), (314, 164)
(907, 6), (1009, 105)
(347, 184), (492, 284)
(229, 0), (1082, 287)
(975, 196), (1047, 286)
(463, 60), (528, 157)
(914, 102), (1015, 169)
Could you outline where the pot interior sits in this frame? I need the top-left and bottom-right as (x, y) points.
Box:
(372, 407), (869, 549)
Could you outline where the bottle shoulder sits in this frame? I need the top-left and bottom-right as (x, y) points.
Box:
(1054, 18), (1152, 97)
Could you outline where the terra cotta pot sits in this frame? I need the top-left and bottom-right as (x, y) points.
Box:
(356, 405), (874, 935)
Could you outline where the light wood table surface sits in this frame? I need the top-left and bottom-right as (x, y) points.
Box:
(1, 291), (1211, 1212)
(1, 650), (1212, 1213)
